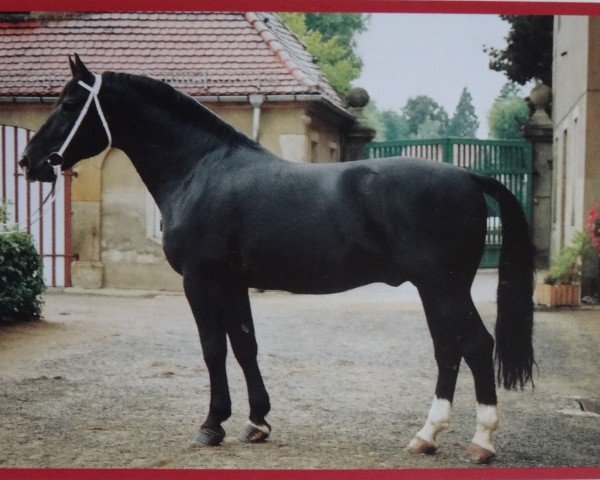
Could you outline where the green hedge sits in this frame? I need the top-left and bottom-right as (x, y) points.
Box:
(0, 205), (45, 322)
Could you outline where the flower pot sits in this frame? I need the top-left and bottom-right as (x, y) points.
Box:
(536, 283), (581, 307)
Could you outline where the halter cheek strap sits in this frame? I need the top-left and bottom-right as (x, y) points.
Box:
(48, 73), (112, 176)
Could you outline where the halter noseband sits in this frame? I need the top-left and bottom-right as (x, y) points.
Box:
(47, 73), (112, 176)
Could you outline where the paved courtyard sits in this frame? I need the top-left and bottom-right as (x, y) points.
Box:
(0, 272), (598, 468)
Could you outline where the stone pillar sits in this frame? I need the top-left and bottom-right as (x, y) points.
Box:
(344, 87), (376, 161)
(523, 84), (553, 269)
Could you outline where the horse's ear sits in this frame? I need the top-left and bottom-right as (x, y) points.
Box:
(73, 53), (94, 82)
(68, 55), (76, 76)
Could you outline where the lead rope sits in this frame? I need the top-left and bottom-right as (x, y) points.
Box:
(0, 177), (60, 236)
(2, 74), (112, 236)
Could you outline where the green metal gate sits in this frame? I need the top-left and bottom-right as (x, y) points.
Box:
(364, 138), (532, 268)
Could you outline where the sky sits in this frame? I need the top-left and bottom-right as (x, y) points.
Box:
(354, 14), (516, 138)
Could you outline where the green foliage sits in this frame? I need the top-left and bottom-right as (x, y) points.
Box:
(363, 101), (386, 141)
(304, 13), (368, 49)
(545, 231), (592, 285)
(448, 87), (479, 138)
(0, 203), (45, 322)
(379, 109), (409, 141)
(402, 96), (449, 139)
(280, 13), (365, 95)
(497, 81), (523, 100)
(484, 16), (553, 86)
(488, 95), (530, 139)
(365, 89), (479, 142)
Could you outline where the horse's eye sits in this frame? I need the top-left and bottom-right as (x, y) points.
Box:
(62, 101), (77, 113)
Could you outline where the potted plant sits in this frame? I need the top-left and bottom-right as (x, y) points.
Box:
(536, 230), (590, 307)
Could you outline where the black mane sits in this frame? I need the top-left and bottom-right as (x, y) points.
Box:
(105, 71), (260, 149)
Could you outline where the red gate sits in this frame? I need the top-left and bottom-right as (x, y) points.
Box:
(0, 124), (72, 287)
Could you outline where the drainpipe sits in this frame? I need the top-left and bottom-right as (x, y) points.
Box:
(249, 94), (265, 142)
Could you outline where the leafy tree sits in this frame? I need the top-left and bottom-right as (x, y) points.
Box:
(484, 16), (553, 86)
(363, 101), (386, 141)
(448, 87), (479, 138)
(497, 81), (523, 100)
(304, 13), (368, 49)
(402, 96), (449, 138)
(280, 13), (366, 94)
(380, 109), (410, 141)
(415, 118), (445, 139)
(488, 95), (530, 139)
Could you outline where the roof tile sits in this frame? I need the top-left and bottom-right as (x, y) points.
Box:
(0, 11), (345, 111)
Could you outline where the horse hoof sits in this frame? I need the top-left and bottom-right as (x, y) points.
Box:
(238, 421), (271, 443)
(407, 436), (437, 455)
(190, 426), (225, 447)
(464, 442), (496, 464)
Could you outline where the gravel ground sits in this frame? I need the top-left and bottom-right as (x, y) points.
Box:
(0, 275), (598, 468)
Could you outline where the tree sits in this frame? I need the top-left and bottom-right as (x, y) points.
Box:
(497, 81), (523, 100)
(304, 13), (368, 49)
(380, 109), (410, 141)
(488, 95), (530, 139)
(280, 13), (367, 94)
(484, 16), (553, 86)
(415, 118), (445, 139)
(402, 96), (449, 138)
(363, 101), (386, 141)
(448, 87), (479, 138)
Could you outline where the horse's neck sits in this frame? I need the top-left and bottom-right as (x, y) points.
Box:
(107, 99), (228, 207)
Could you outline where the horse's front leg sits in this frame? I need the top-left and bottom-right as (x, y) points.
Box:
(183, 273), (231, 446)
(222, 286), (271, 443)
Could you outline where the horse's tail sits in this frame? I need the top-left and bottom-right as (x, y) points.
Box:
(473, 173), (535, 390)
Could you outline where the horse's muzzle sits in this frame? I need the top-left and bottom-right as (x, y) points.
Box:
(18, 154), (29, 172)
(18, 153), (57, 183)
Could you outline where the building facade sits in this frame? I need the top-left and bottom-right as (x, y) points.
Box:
(552, 15), (600, 295)
(0, 12), (356, 290)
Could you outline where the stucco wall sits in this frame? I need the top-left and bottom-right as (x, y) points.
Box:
(0, 102), (53, 131)
(553, 16), (589, 126)
(585, 17), (600, 217)
(1, 98), (347, 290)
(214, 101), (343, 163)
(552, 16), (596, 255)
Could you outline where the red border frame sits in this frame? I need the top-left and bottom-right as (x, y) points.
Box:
(1, 0), (600, 15)
(2, 467), (600, 479)
(1, 1), (599, 479)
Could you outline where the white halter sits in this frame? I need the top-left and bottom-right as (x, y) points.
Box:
(2, 74), (113, 235)
(48, 73), (112, 176)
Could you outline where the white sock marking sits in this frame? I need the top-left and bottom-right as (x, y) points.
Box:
(247, 420), (270, 434)
(415, 396), (452, 445)
(471, 404), (499, 453)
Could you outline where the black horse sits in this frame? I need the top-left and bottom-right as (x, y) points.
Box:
(20, 57), (534, 463)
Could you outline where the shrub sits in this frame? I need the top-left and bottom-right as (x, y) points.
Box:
(544, 230), (591, 285)
(0, 202), (45, 322)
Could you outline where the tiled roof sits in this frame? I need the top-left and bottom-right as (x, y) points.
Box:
(0, 12), (346, 112)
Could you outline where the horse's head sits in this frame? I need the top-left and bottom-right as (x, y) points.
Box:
(20, 55), (112, 182)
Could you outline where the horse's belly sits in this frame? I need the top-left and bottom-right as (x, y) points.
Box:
(242, 244), (400, 294)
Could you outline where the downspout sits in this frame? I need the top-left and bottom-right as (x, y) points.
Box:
(249, 94), (265, 142)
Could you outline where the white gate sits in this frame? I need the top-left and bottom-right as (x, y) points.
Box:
(0, 124), (71, 287)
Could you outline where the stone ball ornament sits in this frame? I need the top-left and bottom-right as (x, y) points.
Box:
(347, 87), (370, 109)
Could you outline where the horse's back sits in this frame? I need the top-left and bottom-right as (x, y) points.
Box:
(236, 156), (487, 291)
(166, 153), (488, 292)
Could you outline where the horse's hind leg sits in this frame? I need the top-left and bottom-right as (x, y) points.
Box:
(223, 288), (272, 443)
(460, 296), (498, 464)
(407, 285), (463, 456)
(184, 274), (231, 446)
(408, 282), (498, 463)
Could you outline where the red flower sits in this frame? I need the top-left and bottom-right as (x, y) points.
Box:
(587, 203), (600, 253)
